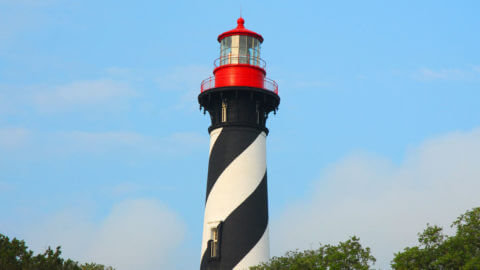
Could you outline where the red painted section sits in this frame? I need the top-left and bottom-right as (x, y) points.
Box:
(218, 17), (263, 42)
(214, 65), (265, 89)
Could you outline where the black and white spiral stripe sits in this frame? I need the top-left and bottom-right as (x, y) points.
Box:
(200, 126), (269, 270)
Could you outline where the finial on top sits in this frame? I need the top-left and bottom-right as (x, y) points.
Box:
(237, 17), (245, 28)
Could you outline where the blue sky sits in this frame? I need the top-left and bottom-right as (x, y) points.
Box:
(1, 0), (479, 269)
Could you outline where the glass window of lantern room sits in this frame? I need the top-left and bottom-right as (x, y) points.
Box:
(220, 37), (232, 65)
(254, 38), (260, 56)
(220, 39), (224, 55)
(247, 36), (254, 65)
(252, 38), (257, 66)
(230, 35), (239, 64)
(239, 36), (248, 64)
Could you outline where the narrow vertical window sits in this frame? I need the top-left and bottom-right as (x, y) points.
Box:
(256, 102), (260, 124)
(211, 227), (218, 258)
(209, 222), (222, 260)
(221, 100), (227, 122)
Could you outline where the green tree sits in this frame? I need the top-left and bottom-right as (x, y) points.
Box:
(392, 207), (480, 270)
(250, 236), (376, 270)
(80, 263), (115, 270)
(0, 233), (114, 270)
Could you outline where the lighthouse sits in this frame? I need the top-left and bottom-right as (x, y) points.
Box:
(198, 18), (280, 270)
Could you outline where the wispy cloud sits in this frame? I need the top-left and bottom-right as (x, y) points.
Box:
(292, 80), (331, 89)
(415, 66), (480, 81)
(0, 129), (207, 158)
(32, 79), (137, 112)
(61, 130), (207, 156)
(0, 127), (29, 149)
(23, 198), (186, 270)
(107, 182), (143, 196)
(156, 65), (210, 92)
(155, 65), (210, 111)
(272, 127), (480, 269)
(0, 0), (58, 50)
(0, 0), (58, 5)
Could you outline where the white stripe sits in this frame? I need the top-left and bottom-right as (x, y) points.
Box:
(209, 127), (223, 155)
(233, 226), (270, 270)
(200, 131), (267, 257)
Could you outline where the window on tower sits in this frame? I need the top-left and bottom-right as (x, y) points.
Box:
(221, 100), (227, 122)
(256, 101), (260, 124)
(211, 227), (219, 258)
(209, 222), (222, 260)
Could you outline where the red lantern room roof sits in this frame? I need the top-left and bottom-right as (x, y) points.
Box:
(217, 17), (264, 43)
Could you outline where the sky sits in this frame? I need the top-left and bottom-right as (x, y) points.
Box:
(1, 0), (479, 269)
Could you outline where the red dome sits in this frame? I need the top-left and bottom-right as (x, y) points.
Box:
(217, 17), (264, 43)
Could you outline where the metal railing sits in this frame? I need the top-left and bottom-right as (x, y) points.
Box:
(200, 76), (278, 95)
(264, 77), (279, 94)
(214, 54), (266, 69)
(200, 76), (215, 93)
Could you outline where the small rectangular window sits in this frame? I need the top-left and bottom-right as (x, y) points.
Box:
(211, 228), (218, 258)
(209, 222), (222, 260)
(221, 100), (227, 122)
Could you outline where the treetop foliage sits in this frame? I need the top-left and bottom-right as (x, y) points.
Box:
(252, 207), (480, 270)
(250, 236), (376, 270)
(0, 234), (114, 270)
(391, 207), (480, 270)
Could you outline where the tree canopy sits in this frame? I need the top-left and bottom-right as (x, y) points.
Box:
(391, 207), (480, 269)
(252, 207), (480, 270)
(0, 234), (114, 270)
(250, 236), (376, 270)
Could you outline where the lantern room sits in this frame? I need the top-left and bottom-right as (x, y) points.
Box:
(200, 18), (278, 94)
(218, 17), (263, 67)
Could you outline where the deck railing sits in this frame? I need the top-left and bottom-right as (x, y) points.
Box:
(200, 76), (278, 95)
(214, 55), (266, 69)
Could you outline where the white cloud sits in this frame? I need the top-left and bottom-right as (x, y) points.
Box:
(156, 65), (210, 92)
(108, 182), (143, 196)
(0, 0), (57, 5)
(25, 199), (186, 270)
(0, 0), (58, 51)
(417, 68), (464, 80)
(0, 93), (13, 115)
(415, 67), (480, 81)
(292, 80), (331, 89)
(0, 127), (29, 149)
(0, 180), (14, 192)
(0, 129), (207, 159)
(155, 65), (210, 111)
(33, 79), (136, 112)
(64, 131), (144, 148)
(59, 130), (207, 156)
(272, 127), (480, 269)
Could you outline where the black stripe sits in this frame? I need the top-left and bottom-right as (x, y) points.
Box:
(200, 172), (268, 270)
(206, 127), (261, 202)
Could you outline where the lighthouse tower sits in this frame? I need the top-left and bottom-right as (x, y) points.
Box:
(199, 18), (280, 270)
